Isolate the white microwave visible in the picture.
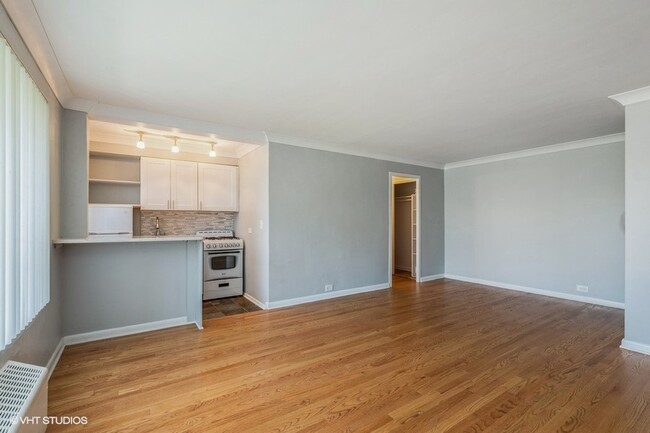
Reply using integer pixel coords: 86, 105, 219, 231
88, 204, 133, 237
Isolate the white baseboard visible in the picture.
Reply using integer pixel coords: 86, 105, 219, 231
620, 339, 650, 356
44, 317, 194, 377
444, 274, 625, 309
46, 338, 65, 381
63, 316, 190, 346
394, 266, 411, 272
268, 283, 389, 309
244, 293, 268, 310
420, 274, 445, 282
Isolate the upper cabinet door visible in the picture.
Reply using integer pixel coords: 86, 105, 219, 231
198, 164, 238, 211
170, 161, 198, 210
141, 158, 171, 210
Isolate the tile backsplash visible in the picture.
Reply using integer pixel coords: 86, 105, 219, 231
140, 210, 235, 236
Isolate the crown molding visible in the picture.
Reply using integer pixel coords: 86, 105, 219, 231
2, 0, 74, 105
235, 143, 261, 159
444, 133, 625, 170
609, 86, 650, 107
266, 133, 445, 170
65, 97, 99, 112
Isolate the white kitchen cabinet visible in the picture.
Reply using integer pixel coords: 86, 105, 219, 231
198, 163, 238, 211
141, 158, 237, 211
140, 158, 171, 210
170, 160, 198, 210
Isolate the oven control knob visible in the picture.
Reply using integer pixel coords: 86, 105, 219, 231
206, 244, 211, 249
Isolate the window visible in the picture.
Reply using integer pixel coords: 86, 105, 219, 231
0, 35, 50, 350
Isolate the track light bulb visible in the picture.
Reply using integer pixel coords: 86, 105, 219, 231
136, 133, 145, 149
209, 143, 216, 158
171, 138, 179, 153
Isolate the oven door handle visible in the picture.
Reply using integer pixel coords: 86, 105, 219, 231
205, 251, 241, 255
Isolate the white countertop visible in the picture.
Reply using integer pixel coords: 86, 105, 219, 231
53, 235, 202, 245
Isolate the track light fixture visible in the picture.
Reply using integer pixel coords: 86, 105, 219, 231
126, 129, 221, 156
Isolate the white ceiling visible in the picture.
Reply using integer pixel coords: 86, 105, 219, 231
5, 0, 650, 164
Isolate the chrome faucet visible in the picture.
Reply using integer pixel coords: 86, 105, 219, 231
155, 216, 161, 237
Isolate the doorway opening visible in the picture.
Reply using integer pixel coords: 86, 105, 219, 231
389, 173, 421, 286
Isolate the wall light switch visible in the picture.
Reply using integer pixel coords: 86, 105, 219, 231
247, 227, 253, 234
259, 219, 264, 230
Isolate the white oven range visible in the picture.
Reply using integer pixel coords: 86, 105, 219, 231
197, 230, 244, 300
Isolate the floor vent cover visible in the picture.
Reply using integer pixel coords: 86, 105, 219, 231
0, 361, 47, 433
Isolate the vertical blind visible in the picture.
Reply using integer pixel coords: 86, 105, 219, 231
0, 35, 50, 351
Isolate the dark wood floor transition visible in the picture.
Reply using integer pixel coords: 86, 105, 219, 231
203, 295, 262, 319
48, 278, 650, 432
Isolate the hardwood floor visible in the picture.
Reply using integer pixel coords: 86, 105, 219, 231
48, 277, 650, 432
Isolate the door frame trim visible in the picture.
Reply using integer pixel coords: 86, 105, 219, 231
388, 172, 421, 285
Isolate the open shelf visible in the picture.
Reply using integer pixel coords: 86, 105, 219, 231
89, 178, 140, 185
89, 151, 142, 161
89, 152, 141, 205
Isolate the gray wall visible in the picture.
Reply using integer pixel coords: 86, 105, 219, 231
60, 109, 88, 238
0, 4, 63, 367
268, 143, 444, 302
237, 145, 270, 304
61, 241, 202, 335
445, 142, 625, 303
623, 100, 650, 346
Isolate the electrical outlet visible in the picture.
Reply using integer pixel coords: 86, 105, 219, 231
325, 284, 333, 292
577, 285, 589, 293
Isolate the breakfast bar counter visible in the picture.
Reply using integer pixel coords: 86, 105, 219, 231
56, 238, 203, 342
53, 236, 202, 245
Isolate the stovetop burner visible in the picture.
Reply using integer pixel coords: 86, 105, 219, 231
203, 236, 240, 240
198, 230, 244, 251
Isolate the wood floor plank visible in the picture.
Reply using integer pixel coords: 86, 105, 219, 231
47, 278, 650, 432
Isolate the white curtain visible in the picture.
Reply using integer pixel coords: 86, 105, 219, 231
0, 35, 50, 351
